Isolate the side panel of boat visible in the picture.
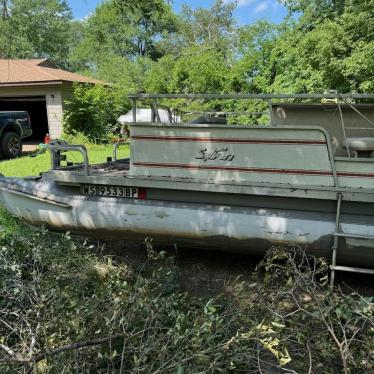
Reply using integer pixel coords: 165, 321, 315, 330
0, 188, 75, 231
2, 179, 374, 266
336, 158, 374, 189
130, 125, 335, 187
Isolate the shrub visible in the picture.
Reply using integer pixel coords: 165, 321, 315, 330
63, 83, 124, 143
61, 130, 95, 146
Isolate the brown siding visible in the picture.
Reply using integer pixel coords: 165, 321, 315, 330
61, 82, 74, 110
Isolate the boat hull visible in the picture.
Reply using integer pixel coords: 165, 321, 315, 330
1, 178, 374, 266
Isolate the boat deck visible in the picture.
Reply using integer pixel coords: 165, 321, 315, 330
89, 159, 130, 176
59, 159, 130, 176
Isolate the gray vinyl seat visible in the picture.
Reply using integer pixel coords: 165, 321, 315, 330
344, 137, 374, 150
343, 137, 374, 157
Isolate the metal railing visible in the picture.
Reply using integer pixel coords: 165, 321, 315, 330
127, 92, 374, 154
48, 143, 90, 175
113, 141, 130, 161
128, 93, 374, 99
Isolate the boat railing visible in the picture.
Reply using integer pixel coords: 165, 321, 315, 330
113, 141, 130, 161
47, 143, 90, 175
127, 93, 374, 159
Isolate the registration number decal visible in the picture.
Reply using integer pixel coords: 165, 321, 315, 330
81, 185, 146, 199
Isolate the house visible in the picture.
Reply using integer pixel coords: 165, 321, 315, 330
0, 59, 104, 140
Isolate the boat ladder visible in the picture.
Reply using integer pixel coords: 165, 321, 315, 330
330, 193, 374, 287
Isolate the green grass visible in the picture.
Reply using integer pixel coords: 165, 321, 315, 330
0, 144, 130, 177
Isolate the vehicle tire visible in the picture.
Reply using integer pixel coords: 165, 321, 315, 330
0, 132, 22, 158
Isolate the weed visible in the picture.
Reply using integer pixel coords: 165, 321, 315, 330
0, 212, 372, 373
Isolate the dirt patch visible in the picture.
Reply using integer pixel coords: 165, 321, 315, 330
102, 240, 262, 296
99, 240, 374, 298
22, 141, 38, 154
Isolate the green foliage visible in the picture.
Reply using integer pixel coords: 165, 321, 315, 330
146, 48, 230, 94
0, 210, 373, 372
70, 0, 177, 71
63, 83, 124, 143
273, 0, 374, 92
2, 0, 373, 99
143, 0, 374, 98
0, 0, 72, 67
61, 131, 98, 147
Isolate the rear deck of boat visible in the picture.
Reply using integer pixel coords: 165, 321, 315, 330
87, 159, 130, 176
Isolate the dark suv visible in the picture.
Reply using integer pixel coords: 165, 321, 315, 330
0, 111, 32, 158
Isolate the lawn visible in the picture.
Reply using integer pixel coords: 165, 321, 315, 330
0, 144, 130, 177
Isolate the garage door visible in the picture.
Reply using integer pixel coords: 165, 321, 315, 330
0, 96, 49, 141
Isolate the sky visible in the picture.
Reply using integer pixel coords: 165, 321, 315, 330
68, 0, 288, 25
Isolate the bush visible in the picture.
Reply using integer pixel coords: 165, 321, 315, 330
63, 83, 124, 143
61, 130, 95, 146
60, 131, 111, 151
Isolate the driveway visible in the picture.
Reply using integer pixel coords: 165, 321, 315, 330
23, 140, 39, 153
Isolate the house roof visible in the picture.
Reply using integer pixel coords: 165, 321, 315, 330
0, 59, 105, 87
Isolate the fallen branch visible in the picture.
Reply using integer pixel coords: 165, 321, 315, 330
0, 344, 29, 363
0, 334, 125, 365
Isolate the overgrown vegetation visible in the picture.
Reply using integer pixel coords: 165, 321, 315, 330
0, 210, 372, 373
63, 84, 126, 143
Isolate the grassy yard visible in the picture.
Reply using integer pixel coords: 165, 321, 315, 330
0, 144, 130, 177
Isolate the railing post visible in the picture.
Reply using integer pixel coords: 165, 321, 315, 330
330, 193, 343, 288
268, 100, 275, 126
113, 142, 129, 161
132, 98, 137, 124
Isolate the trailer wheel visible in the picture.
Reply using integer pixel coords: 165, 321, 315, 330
0, 132, 22, 158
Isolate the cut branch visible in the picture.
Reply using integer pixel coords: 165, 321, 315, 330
0, 334, 125, 365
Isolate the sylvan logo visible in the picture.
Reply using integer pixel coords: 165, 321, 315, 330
195, 147, 235, 162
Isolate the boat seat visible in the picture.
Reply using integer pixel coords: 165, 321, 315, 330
343, 137, 374, 158
344, 137, 374, 150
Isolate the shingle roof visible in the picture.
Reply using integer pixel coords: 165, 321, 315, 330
0, 59, 105, 86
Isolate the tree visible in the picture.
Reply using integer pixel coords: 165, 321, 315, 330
281, 0, 347, 19
231, 21, 278, 93
175, 0, 236, 53
271, 0, 374, 92
145, 0, 238, 94
0, 0, 72, 67
68, 0, 178, 100
71, 0, 177, 67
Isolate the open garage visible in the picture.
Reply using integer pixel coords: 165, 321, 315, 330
0, 59, 104, 142
0, 96, 49, 141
